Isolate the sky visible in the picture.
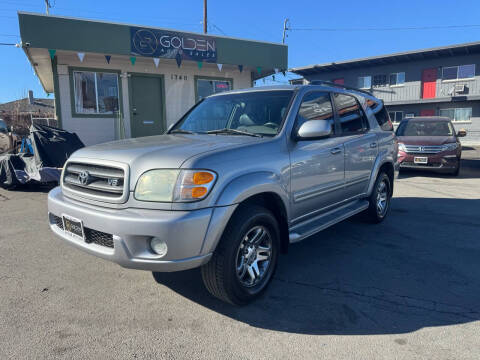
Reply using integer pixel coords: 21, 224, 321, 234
1, 0, 480, 103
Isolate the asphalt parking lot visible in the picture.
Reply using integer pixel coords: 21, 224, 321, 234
1, 147, 479, 360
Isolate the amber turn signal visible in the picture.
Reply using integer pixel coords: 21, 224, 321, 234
193, 171, 214, 185
191, 187, 208, 198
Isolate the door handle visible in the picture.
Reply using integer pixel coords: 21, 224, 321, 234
370, 142, 377, 148
330, 147, 342, 155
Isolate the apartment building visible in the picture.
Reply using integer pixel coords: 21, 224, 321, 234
291, 41, 480, 144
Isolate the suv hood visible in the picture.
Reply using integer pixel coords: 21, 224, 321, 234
70, 134, 260, 170
397, 135, 456, 145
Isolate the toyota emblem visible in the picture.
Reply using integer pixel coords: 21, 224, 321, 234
78, 170, 91, 185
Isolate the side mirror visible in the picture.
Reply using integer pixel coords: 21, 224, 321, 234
457, 129, 467, 137
296, 119, 332, 140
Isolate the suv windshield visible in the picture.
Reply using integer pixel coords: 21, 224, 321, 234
396, 120, 454, 137
170, 90, 294, 137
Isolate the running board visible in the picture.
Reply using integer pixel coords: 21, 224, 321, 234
289, 200, 369, 243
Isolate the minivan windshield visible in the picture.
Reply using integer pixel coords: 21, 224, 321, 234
170, 91, 294, 137
396, 120, 454, 137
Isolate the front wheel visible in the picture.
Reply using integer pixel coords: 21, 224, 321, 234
201, 205, 280, 305
364, 172, 392, 223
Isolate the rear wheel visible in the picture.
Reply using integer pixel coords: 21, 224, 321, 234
201, 205, 280, 305
364, 172, 391, 223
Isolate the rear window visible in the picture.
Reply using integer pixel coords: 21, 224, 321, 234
367, 99, 393, 131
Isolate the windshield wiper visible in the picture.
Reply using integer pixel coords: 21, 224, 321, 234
206, 128, 262, 137
169, 129, 195, 134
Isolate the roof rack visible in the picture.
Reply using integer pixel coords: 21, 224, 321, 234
308, 80, 373, 96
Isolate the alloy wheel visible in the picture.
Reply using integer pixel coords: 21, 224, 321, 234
235, 225, 272, 288
376, 179, 389, 217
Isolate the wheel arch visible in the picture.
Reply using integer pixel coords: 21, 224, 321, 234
367, 153, 395, 197
203, 172, 290, 255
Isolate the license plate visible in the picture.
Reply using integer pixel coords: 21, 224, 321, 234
62, 215, 85, 241
414, 156, 428, 164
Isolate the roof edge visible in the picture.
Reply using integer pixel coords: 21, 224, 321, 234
290, 40, 480, 73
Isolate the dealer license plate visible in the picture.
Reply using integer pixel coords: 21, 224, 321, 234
414, 156, 428, 164
62, 215, 85, 240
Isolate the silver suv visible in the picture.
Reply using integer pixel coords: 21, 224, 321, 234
48, 83, 397, 304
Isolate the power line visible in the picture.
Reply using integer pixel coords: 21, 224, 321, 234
288, 24, 480, 32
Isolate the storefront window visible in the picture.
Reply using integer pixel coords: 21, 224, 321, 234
73, 70, 119, 114
196, 78, 232, 102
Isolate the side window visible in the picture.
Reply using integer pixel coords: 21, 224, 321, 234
297, 91, 335, 134
333, 93, 369, 134
367, 99, 393, 131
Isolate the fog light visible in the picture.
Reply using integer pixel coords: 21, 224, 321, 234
150, 237, 168, 257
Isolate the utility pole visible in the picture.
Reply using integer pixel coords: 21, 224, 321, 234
282, 18, 290, 44
203, 0, 207, 34
44, 0, 50, 15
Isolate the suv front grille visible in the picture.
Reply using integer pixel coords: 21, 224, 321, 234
405, 145, 443, 154
49, 213, 114, 248
63, 162, 126, 200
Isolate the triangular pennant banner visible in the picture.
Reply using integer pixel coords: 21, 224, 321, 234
153, 58, 160, 68
256, 66, 262, 75
197, 61, 203, 69
238, 65, 243, 73
274, 68, 279, 74
217, 63, 223, 71
175, 53, 182, 68
105, 55, 111, 64
48, 49, 56, 59
77, 52, 85, 62
130, 56, 136, 66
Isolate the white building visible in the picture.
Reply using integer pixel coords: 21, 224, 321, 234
18, 12, 288, 145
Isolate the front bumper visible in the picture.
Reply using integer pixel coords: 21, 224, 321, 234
397, 152, 459, 172
47, 187, 235, 272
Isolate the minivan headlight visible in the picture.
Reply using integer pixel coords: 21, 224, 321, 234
398, 142, 406, 152
134, 169, 217, 202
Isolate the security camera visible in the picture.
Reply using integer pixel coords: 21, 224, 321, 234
24, 42, 31, 47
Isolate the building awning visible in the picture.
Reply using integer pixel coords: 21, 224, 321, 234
18, 12, 288, 92
291, 41, 480, 76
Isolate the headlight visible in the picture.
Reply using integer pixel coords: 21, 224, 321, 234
442, 143, 458, 151
134, 169, 216, 202
398, 142, 406, 152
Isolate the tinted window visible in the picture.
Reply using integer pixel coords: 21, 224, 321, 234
297, 92, 334, 134
373, 74, 387, 87
333, 93, 368, 134
367, 100, 393, 131
0, 120, 7, 133
172, 91, 293, 136
442, 67, 458, 80
396, 120, 454, 137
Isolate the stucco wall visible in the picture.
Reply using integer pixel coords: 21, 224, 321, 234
55, 51, 252, 146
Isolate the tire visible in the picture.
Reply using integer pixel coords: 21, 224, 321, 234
452, 163, 460, 176
201, 205, 280, 305
364, 172, 392, 223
